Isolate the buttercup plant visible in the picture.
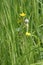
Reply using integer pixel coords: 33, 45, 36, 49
26, 32, 31, 36
20, 12, 26, 17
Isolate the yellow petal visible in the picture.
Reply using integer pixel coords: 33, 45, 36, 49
20, 13, 26, 17
26, 32, 31, 36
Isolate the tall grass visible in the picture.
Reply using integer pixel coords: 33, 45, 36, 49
0, 0, 43, 65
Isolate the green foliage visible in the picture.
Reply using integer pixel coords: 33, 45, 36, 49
0, 0, 43, 65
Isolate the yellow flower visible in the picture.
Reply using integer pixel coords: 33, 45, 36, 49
20, 12, 26, 17
26, 32, 31, 36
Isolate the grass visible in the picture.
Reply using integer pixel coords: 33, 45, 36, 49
0, 0, 43, 65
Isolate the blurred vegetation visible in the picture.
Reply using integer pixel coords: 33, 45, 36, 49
0, 0, 43, 65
